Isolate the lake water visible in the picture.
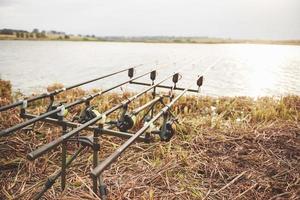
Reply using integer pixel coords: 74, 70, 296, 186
0, 40, 299, 97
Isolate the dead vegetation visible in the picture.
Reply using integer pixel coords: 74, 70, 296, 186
0, 81, 299, 199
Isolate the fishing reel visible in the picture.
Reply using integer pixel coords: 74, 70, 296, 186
76, 106, 101, 123
116, 113, 136, 132
159, 120, 176, 142
47, 102, 68, 119
144, 115, 176, 142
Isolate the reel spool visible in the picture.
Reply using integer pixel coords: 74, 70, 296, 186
117, 114, 136, 132
47, 103, 68, 119
159, 120, 176, 142
77, 106, 101, 123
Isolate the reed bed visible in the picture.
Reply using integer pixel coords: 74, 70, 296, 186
0, 80, 299, 200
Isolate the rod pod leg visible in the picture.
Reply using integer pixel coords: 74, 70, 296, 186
46, 94, 55, 112
92, 126, 100, 194
159, 112, 169, 141
92, 124, 107, 199
150, 70, 157, 118
98, 175, 107, 200
59, 115, 67, 191
20, 100, 37, 131
151, 85, 156, 118
33, 146, 85, 200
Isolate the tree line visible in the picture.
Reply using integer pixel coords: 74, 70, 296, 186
0, 28, 47, 39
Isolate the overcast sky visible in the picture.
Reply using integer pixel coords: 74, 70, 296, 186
0, 0, 299, 40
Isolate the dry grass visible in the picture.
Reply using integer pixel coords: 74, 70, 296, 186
0, 81, 299, 200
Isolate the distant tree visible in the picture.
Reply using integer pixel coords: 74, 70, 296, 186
41, 31, 46, 38
64, 35, 70, 39
16, 32, 20, 38
29, 33, 34, 38
25, 33, 29, 38
91, 35, 95, 38
32, 28, 39, 33
0, 29, 14, 35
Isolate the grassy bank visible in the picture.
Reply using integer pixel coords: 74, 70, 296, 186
0, 80, 299, 199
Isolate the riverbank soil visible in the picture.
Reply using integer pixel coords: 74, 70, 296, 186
0, 81, 299, 199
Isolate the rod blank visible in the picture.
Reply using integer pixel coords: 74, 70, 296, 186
27, 73, 176, 160
0, 70, 153, 137
0, 64, 142, 112
90, 77, 198, 178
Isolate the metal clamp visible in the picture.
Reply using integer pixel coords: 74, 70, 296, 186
21, 100, 28, 109
57, 105, 66, 117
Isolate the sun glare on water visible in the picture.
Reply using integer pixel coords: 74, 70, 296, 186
233, 44, 294, 97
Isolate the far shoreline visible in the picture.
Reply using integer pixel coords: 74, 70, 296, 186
1, 37, 300, 46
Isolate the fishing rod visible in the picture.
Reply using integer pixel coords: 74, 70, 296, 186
0, 64, 143, 112
90, 74, 204, 179
0, 69, 155, 137
0, 57, 194, 137
22, 97, 165, 144
28, 96, 166, 199
27, 73, 177, 160
22, 113, 148, 141
23, 62, 203, 199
